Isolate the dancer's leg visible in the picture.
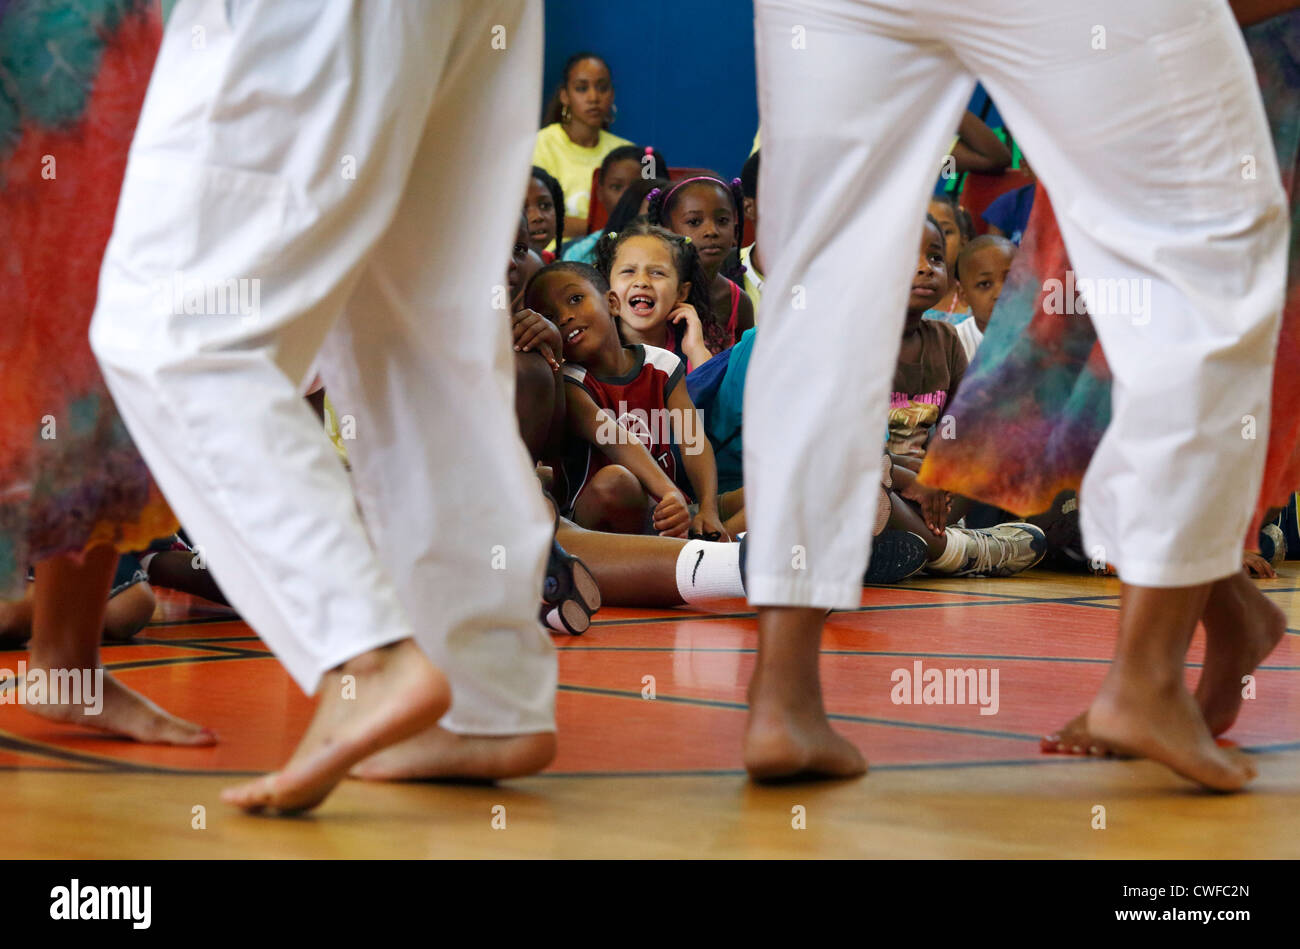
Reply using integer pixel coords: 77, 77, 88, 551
1086, 584, 1257, 790
327, 0, 557, 783
746, 0, 973, 779
1045, 571, 1285, 755
26, 546, 213, 744
92, 0, 461, 811
948, 0, 1288, 789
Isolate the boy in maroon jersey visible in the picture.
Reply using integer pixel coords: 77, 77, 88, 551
524, 262, 730, 541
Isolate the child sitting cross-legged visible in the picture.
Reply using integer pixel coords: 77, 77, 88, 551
523, 260, 730, 542
890, 215, 1046, 577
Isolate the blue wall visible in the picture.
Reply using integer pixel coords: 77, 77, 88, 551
542, 0, 759, 182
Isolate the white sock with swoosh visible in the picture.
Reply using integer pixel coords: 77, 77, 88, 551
675, 539, 745, 608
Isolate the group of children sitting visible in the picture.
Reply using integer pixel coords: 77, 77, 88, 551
501, 119, 1078, 633
0, 81, 1153, 647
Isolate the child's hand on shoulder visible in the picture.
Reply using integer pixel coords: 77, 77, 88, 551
512, 308, 562, 371
653, 490, 691, 538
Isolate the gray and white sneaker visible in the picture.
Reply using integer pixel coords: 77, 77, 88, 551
950, 522, 1047, 577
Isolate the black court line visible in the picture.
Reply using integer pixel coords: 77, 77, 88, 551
552, 643, 1300, 670
555, 682, 1039, 742
99, 653, 259, 673
585, 596, 1075, 630
885, 582, 1100, 602
126, 636, 268, 658
142, 614, 243, 629
0, 732, 178, 774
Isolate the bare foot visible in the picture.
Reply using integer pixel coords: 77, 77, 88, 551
1040, 710, 1121, 757
222, 639, 448, 814
21, 662, 216, 745
743, 683, 867, 781
744, 606, 866, 781
350, 728, 555, 781
1085, 673, 1256, 792
1196, 571, 1285, 736
1044, 572, 1285, 756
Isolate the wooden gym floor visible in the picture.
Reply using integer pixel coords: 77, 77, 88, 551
2, 567, 1298, 858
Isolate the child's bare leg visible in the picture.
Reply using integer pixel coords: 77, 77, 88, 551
1084, 582, 1256, 791
888, 492, 946, 558
26, 546, 215, 746
744, 606, 867, 781
1046, 570, 1285, 754
556, 521, 685, 605
571, 465, 651, 534
102, 583, 157, 641
143, 550, 228, 606
223, 639, 450, 812
0, 589, 33, 647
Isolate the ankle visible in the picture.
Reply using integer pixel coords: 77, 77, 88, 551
27, 648, 98, 672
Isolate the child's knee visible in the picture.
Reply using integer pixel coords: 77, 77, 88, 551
586, 465, 649, 517
103, 583, 156, 641
0, 598, 32, 643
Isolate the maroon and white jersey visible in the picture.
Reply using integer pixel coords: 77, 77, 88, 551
561, 344, 688, 512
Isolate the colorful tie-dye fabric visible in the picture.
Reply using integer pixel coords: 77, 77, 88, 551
923, 12, 1300, 541
0, 0, 173, 597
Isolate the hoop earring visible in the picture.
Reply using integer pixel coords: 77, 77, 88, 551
561, 104, 571, 125
610, 103, 618, 122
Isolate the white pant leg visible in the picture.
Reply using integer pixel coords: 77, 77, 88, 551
746, 0, 974, 608
937, 0, 1289, 586
316, 0, 556, 736
90, 0, 472, 691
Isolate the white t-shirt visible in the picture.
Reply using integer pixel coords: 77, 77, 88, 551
952, 316, 984, 363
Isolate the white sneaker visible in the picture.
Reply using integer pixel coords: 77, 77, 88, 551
949, 522, 1047, 577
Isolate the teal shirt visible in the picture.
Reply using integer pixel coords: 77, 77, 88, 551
561, 231, 601, 265
707, 328, 756, 494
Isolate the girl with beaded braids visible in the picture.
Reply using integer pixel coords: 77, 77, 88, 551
648, 175, 755, 356
596, 221, 716, 370
533, 52, 633, 239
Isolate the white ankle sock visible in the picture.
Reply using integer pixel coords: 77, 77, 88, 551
926, 528, 970, 574
675, 539, 745, 608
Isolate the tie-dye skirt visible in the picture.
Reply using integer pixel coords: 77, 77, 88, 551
0, 0, 173, 597
923, 13, 1300, 544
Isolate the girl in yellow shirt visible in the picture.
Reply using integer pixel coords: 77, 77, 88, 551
533, 52, 632, 238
